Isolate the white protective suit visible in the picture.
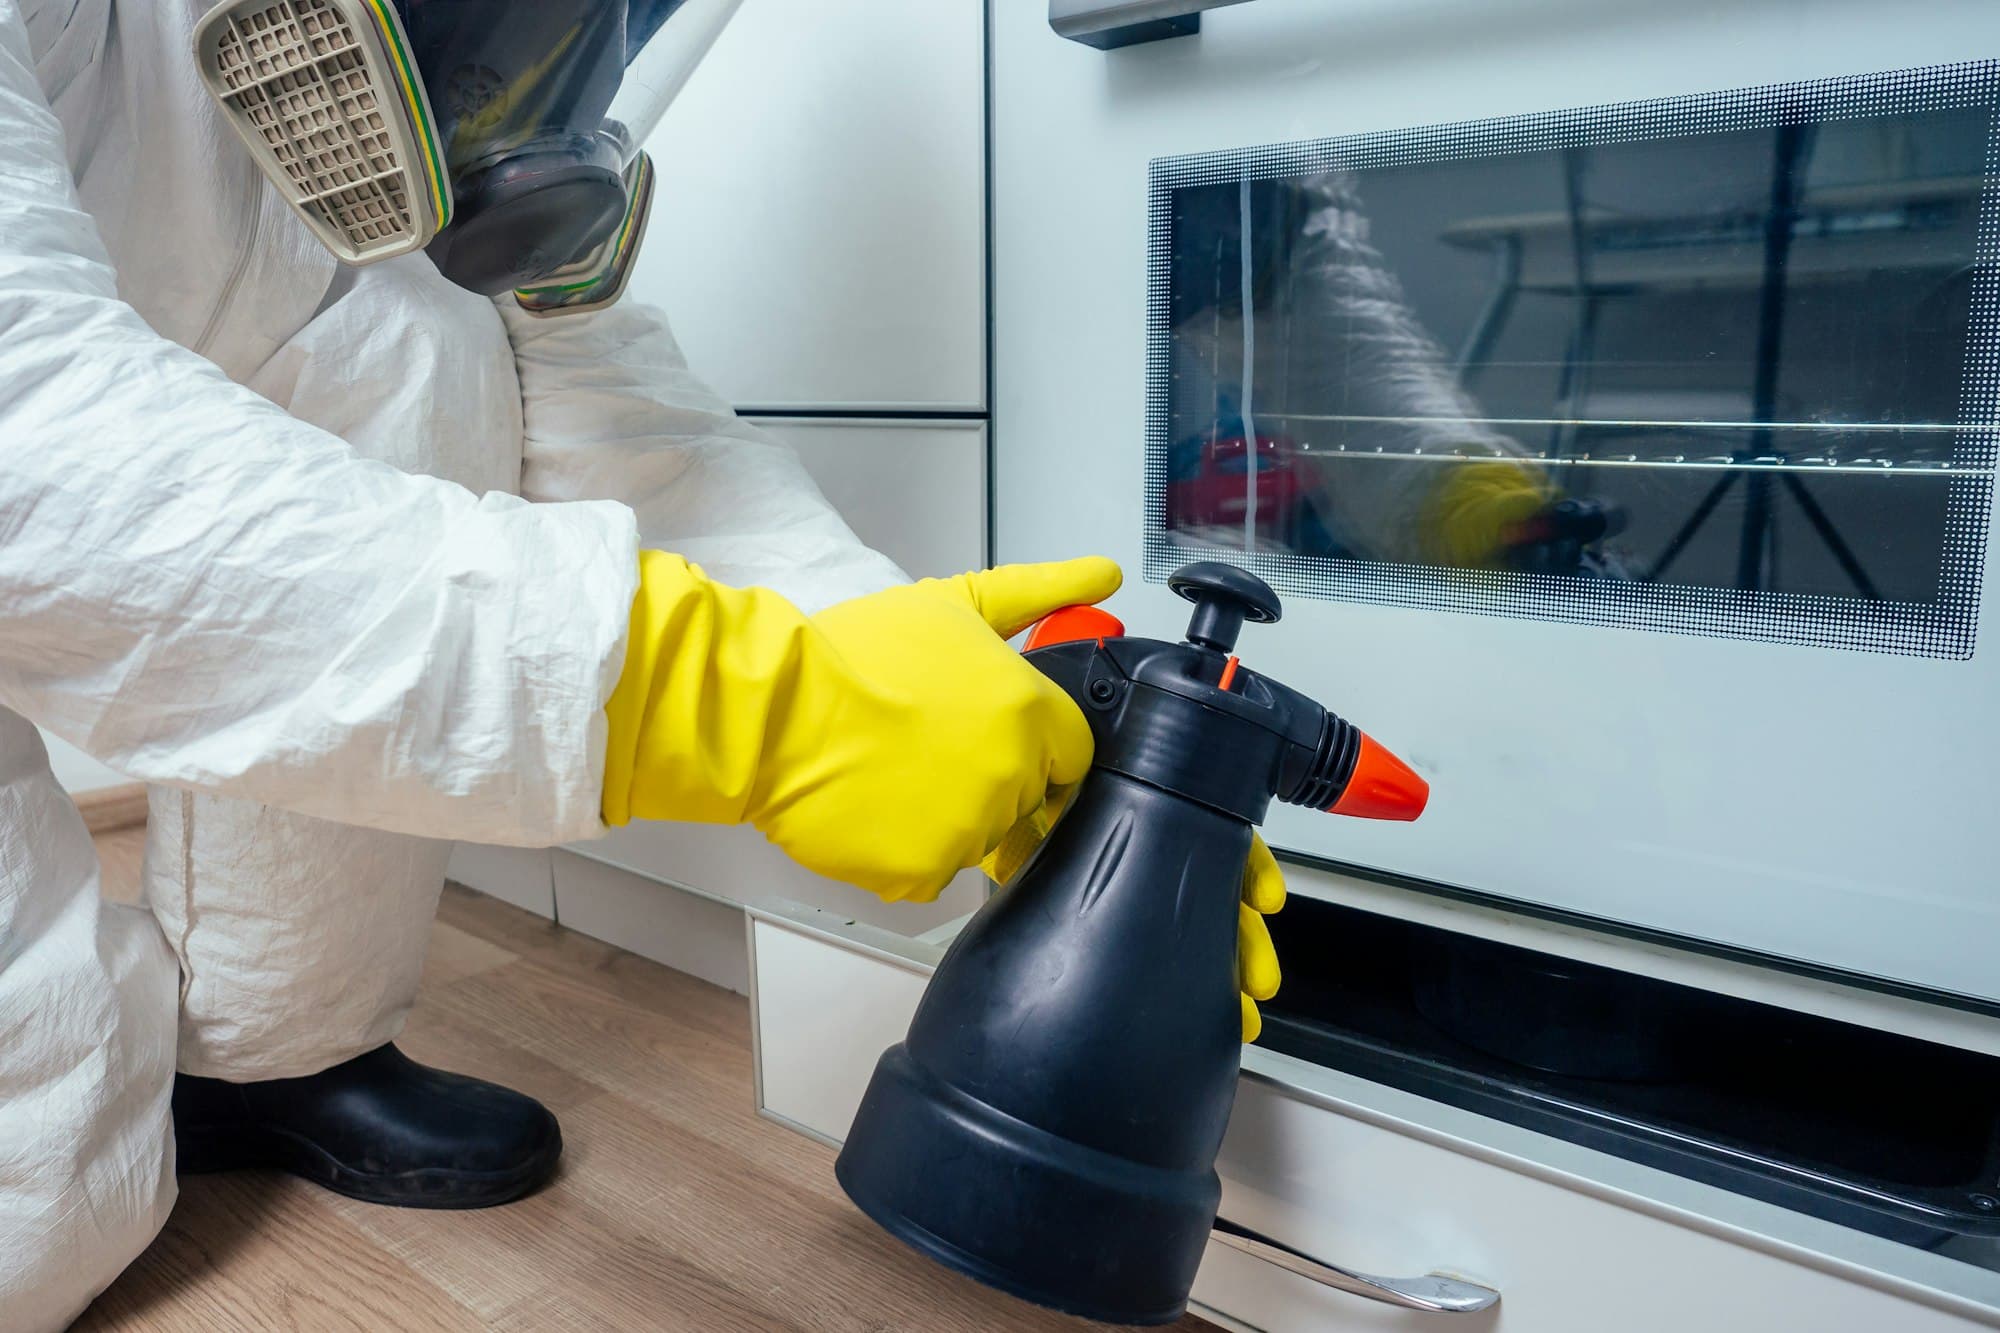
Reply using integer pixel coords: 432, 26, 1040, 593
0, 1, 902, 1326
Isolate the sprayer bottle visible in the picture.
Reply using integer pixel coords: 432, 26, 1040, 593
835, 562, 1428, 1326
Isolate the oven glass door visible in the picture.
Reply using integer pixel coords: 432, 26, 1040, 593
1148, 72, 1994, 659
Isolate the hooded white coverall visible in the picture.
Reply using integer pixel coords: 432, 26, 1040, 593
1, 1, 902, 1325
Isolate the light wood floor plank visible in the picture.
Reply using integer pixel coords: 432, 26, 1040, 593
76, 1173, 488, 1333
80, 845, 1215, 1331
418, 919, 522, 993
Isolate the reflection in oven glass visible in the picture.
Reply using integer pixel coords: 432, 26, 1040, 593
1154, 80, 1995, 650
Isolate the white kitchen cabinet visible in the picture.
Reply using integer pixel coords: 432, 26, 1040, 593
445, 844, 555, 919
760, 418, 987, 578
560, 3, 992, 956
626, 0, 986, 411
748, 907, 944, 1143
550, 847, 755, 993
745, 904, 2000, 1333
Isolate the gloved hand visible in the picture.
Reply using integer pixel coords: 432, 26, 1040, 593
983, 789, 1285, 1042
602, 551, 1124, 903
1418, 458, 1554, 567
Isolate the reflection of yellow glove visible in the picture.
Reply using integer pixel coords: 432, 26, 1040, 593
1419, 459, 1552, 567
603, 552, 1123, 903
983, 788, 1285, 1042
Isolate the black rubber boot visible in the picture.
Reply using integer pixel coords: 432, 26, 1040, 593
173, 1043, 562, 1208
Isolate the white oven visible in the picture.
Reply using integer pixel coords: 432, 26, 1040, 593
991, 0, 2000, 1012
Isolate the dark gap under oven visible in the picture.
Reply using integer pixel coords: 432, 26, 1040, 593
1257, 894, 2000, 1251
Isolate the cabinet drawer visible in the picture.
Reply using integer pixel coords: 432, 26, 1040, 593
1198, 1059, 1999, 1333
760, 418, 987, 579
574, 821, 985, 937
745, 908, 2000, 1333
748, 906, 947, 1145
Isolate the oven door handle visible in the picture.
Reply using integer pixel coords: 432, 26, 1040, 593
1050, 0, 1257, 49
1211, 1216, 1502, 1314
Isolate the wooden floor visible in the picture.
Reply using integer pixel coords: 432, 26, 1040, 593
79, 827, 1215, 1332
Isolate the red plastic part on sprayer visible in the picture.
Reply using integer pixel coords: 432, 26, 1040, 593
1023, 604, 1127, 651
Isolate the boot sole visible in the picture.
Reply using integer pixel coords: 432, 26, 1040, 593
176, 1120, 563, 1210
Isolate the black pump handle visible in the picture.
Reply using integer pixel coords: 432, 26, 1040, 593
1167, 562, 1282, 653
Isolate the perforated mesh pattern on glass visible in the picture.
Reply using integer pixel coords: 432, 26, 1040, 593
206, 0, 422, 255
1145, 62, 2000, 658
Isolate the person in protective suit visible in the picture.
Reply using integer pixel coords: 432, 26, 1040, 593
0, 2, 1286, 1325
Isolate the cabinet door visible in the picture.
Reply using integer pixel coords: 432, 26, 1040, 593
626, 0, 986, 411
762, 418, 987, 578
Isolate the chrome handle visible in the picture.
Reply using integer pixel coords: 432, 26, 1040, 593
1211, 1216, 1501, 1314
1049, 0, 1257, 49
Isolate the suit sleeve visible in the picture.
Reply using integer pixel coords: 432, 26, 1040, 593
0, 1, 637, 846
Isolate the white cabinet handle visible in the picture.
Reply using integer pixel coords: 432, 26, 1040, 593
1211, 1216, 1502, 1314
1049, 0, 1256, 49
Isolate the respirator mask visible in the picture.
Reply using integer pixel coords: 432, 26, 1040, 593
194, 0, 739, 315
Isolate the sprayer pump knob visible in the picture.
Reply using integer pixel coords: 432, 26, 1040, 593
1168, 562, 1282, 653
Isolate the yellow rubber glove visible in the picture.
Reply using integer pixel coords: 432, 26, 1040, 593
1419, 458, 1553, 568
603, 551, 1124, 903
982, 787, 1286, 1042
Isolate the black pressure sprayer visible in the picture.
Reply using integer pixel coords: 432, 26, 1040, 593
834, 562, 1428, 1326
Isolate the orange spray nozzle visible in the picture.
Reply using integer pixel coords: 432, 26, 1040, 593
1328, 732, 1429, 821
